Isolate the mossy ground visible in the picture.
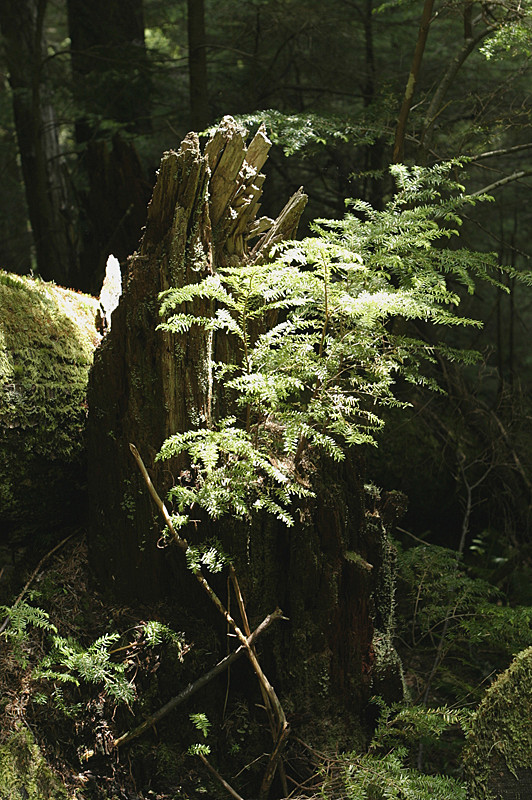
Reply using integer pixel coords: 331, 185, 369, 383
0, 727, 67, 800
0, 271, 100, 545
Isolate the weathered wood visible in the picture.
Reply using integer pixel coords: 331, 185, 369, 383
86, 118, 401, 743
87, 117, 307, 597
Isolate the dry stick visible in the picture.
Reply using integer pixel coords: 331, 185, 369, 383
230, 567, 289, 799
0, 532, 76, 635
259, 724, 291, 800
198, 752, 245, 800
129, 445, 280, 695
113, 608, 283, 748
130, 444, 290, 798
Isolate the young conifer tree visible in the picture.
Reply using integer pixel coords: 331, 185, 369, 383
156, 161, 502, 535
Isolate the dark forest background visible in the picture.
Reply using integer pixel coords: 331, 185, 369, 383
2, 2, 532, 799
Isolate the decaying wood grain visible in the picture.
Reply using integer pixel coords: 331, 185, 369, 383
87, 116, 307, 598
87, 116, 402, 763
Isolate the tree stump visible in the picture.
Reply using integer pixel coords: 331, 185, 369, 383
87, 116, 306, 596
87, 116, 401, 722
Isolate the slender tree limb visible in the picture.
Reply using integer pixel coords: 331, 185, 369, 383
419, 23, 497, 159
198, 752, 245, 800
468, 141, 532, 162
0, 532, 77, 635
129, 443, 280, 678
129, 443, 188, 555
113, 608, 283, 748
392, 0, 435, 164
471, 169, 532, 197
130, 442, 290, 797
230, 566, 289, 797
259, 723, 291, 800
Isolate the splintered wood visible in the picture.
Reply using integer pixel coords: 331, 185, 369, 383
203, 115, 307, 262
87, 116, 307, 599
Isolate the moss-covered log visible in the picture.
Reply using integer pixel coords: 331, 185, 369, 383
0, 271, 99, 546
463, 646, 532, 800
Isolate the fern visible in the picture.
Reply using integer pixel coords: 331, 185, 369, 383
321, 700, 469, 800
185, 540, 229, 574
190, 712, 211, 739
0, 601, 57, 666
334, 750, 467, 800
0, 601, 57, 640
140, 620, 186, 650
34, 632, 135, 704
188, 743, 211, 757
158, 163, 502, 539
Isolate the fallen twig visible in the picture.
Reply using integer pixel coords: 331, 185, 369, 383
130, 443, 291, 798
0, 532, 77, 634
198, 752, 245, 800
113, 607, 283, 748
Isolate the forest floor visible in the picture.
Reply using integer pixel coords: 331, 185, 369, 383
0, 533, 327, 800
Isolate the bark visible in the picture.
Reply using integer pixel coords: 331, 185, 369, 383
87, 116, 402, 728
0, 0, 80, 286
392, 0, 435, 164
67, 0, 152, 294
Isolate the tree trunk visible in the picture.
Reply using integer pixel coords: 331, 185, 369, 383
188, 0, 210, 131
67, 0, 152, 294
67, 0, 151, 142
87, 116, 402, 727
0, 0, 80, 286
76, 134, 152, 295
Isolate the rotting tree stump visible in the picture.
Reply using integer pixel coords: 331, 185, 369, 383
87, 116, 306, 597
87, 116, 402, 723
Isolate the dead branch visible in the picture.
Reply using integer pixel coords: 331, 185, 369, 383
113, 607, 283, 748
130, 442, 290, 797
198, 752, 245, 800
471, 168, 532, 197
0, 532, 77, 635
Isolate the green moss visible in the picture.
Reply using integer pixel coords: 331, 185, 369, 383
463, 646, 532, 799
0, 727, 68, 799
0, 271, 99, 539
